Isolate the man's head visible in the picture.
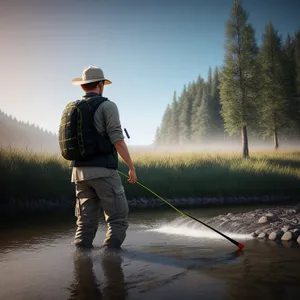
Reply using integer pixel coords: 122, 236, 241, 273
72, 66, 111, 95
81, 80, 105, 95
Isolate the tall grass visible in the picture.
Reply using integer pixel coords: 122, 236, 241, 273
1, 147, 300, 206
0, 147, 73, 202
119, 150, 300, 199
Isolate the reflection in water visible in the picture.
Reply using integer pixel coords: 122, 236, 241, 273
101, 250, 127, 300
68, 249, 127, 300
206, 242, 300, 300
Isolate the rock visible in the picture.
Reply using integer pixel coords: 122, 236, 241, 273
258, 232, 268, 239
251, 232, 258, 238
268, 232, 278, 241
297, 235, 300, 244
266, 213, 274, 217
281, 231, 293, 241
281, 225, 291, 232
258, 216, 268, 224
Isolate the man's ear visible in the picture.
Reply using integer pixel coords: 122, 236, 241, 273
98, 82, 104, 95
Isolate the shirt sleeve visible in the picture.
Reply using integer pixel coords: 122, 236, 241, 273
101, 101, 125, 144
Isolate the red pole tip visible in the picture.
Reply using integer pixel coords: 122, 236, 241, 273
237, 243, 244, 249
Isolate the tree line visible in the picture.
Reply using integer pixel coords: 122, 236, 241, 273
155, 0, 300, 157
0, 109, 59, 153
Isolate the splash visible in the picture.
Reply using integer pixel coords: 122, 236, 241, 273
147, 217, 252, 240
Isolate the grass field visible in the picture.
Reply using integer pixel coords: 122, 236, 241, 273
1, 147, 300, 206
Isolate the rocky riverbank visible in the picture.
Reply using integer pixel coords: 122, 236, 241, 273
127, 195, 293, 208
204, 204, 300, 244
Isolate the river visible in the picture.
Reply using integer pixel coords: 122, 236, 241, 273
1, 204, 300, 300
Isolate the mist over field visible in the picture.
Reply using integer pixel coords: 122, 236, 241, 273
1, 108, 300, 156
130, 142, 300, 154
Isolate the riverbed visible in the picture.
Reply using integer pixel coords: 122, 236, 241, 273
1, 205, 300, 300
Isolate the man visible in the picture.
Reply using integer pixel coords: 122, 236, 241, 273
70, 65, 137, 249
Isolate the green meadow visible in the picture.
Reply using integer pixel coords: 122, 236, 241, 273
1, 147, 300, 209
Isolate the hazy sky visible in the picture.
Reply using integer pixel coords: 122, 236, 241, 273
0, 0, 299, 145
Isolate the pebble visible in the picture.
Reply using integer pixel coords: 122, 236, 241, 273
251, 232, 258, 238
281, 225, 291, 232
258, 216, 268, 224
281, 231, 293, 241
258, 232, 267, 239
297, 235, 300, 244
268, 232, 277, 240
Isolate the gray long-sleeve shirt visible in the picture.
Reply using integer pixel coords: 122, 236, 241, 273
71, 99, 124, 182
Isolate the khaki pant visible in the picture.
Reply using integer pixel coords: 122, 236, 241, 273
74, 171, 129, 248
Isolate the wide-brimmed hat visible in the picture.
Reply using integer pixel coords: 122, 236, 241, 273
72, 66, 112, 85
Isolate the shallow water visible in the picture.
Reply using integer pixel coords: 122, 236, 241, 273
1, 205, 300, 300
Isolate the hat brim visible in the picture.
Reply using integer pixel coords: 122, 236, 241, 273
72, 78, 112, 85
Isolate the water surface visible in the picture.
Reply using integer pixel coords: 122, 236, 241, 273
1, 205, 300, 300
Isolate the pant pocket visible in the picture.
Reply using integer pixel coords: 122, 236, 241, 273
75, 193, 101, 221
112, 185, 129, 217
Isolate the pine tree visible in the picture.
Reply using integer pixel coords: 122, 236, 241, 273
154, 126, 161, 145
211, 66, 224, 138
220, 0, 259, 158
178, 85, 192, 143
190, 89, 203, 141
258, 23, 288, 149
165, 105, 173, 144
197, 89, 212, 140
195, 75, 205, 98
170, 91, 179, 144
207, 67, 213, 97
282, 33, 298, 138
157, 104, 172, 145
190, 76, 205, 141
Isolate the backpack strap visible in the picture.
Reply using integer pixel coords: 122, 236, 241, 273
85, 96, 108, 117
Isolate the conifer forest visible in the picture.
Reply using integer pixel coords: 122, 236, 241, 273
155, 1, 300, 158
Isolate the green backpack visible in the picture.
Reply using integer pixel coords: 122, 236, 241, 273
59, 96, 112, 161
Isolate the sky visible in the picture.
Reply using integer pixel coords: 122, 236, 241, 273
0, 0, 299, 145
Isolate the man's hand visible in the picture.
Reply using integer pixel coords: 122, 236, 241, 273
114, 140, 137, 184
128, 169, 137, 184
